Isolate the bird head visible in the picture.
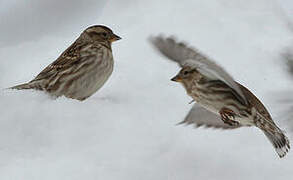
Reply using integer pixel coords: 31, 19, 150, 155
171, 66, 201, 85
84, 25, 121, 43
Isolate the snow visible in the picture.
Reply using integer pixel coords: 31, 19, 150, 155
1, 0, 293, 179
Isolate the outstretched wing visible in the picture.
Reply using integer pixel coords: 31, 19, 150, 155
150, 36, 248, 105
179, 103, 242, 129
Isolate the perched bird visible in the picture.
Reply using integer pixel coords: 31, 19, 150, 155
10, 25, 121, 101
150, 36, 290, 158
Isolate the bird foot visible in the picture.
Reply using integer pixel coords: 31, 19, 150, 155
188, 99, 195, 104
219, 108, 239, 126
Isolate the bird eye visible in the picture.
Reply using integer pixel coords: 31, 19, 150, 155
101, 32, 107, 37
183, 71, 189, 75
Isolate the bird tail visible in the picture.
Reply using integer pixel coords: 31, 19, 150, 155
255, 113, 290, 158
262, 129, 290, 158
9, 82, 37, 90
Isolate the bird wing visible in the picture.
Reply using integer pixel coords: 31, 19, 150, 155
150, 36, 248, 105
179, 103, 242, 129
236, 82, 274, 122
31, 40, 95, 82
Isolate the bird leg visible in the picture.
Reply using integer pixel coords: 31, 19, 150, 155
188, 99, 195, 104
219, 108, 239, 126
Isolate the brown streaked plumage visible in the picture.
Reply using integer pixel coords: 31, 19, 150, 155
150, 36, 290, 158
10, 25, 121, 101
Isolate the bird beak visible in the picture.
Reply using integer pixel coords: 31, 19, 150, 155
171, 75, 182, 82
110, 34, 122, 42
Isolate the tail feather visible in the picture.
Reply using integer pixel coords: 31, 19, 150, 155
10, 82, 42, 90
10, 83, 33, 90
263, 130, 290, 158
253, 111, 290, 158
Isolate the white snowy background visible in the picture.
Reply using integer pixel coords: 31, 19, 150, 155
1, 0, 293, 179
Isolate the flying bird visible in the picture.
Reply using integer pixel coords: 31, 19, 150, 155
10, 25, 121, 101
150, 36, 290, 158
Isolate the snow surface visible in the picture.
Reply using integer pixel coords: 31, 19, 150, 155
1, 0, 293, 179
